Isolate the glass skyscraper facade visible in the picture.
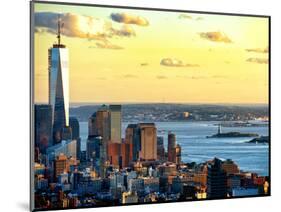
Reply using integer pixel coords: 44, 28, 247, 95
48, 43, 69, 142
109, 105, 121, 143
35, 104, 53, 153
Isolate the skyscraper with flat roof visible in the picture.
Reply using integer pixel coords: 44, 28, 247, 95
157, 136, 165, 161
69, 117, 80, 140
35, 104, 53, 153
107, 142, 121, 168
88, 105, 110, 165
125, 124, 139, 161
139, 123, 157, 161
109, 105, 122, 143
168, 132, 176, 162
48, 19, 69, 143
70, 117, 81, 159
88, 105, 110, 142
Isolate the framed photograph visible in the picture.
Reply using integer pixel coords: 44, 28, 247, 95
30, 1, 270, 211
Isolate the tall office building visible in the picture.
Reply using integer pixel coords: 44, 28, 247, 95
125, 124, 139, 161
88, 105, 110, 142
207, 158, 227, 198
61, 126, 72, 141
48, 18, 69, 143
69, 117, 81, 159
86, 136, 104, 177
109, 105, 122, 143
99, 136, 107, 178
168, 132, 176, 162
69, 117, 80, 139
86, 136, 101, 161
107, 139, 131, 169
175, 144, 181, 165
139, 123, 157, 161
86, 135, 106, 178
157, 136, 165, 161
88, 106, 110, 166
107, 142, 121, 168
35, 104, 53, 153
125, 123, 157, 161
120, 141, 131, 168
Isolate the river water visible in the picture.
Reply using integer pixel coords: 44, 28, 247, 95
79, 121, 269, 176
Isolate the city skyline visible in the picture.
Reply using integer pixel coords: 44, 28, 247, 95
34, 3, 269, 104
32, 2, 269, 211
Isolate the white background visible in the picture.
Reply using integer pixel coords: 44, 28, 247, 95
0, 0, 280, 211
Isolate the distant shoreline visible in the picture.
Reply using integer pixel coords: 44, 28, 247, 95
34, 102, 269, 108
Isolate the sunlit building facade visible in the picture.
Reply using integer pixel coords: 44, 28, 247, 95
109, 105, 122, 143
88, 105, 110, 143
139, 123, 157, 161
48, 42, 69, 143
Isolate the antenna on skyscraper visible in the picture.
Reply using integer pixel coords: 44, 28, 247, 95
57, 15, 61, 45
57, 14, 64, 45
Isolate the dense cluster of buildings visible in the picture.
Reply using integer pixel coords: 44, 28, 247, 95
33, 24, 269, 210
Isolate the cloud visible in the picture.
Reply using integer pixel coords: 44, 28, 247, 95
245, 47, 268, 53
199, 31, 232, 43
108, 24, 136, 37
188, 76, 206, 79
35, 12, 136, 41
177, 75, 206, 80
246, 58, 268, 64
160, 58, 199, 67
156, 75, 167, 79
176, 75, 227, 80
91, 40, 124, 50
123, 74, 138, 78
110, 13, 149, 26
35, 12, 109, 40
140, 63, 149, 66
179, 14, 192, 19
195, 17, 204, 21
179, 14, 204, 21
191, 76, 206, 79
211, 75, 228, 79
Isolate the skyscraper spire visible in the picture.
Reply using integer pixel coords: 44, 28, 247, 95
49, 14, 69, 143
57, 15, 61, 45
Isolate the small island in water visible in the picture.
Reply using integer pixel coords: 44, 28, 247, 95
207, 124, 259, 138
246, 136, 269, 144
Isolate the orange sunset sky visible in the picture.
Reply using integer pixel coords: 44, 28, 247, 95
33, 2, 269, 104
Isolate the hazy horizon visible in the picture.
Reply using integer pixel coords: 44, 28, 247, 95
34, 101, 269, 107
34, 3, 269, 104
